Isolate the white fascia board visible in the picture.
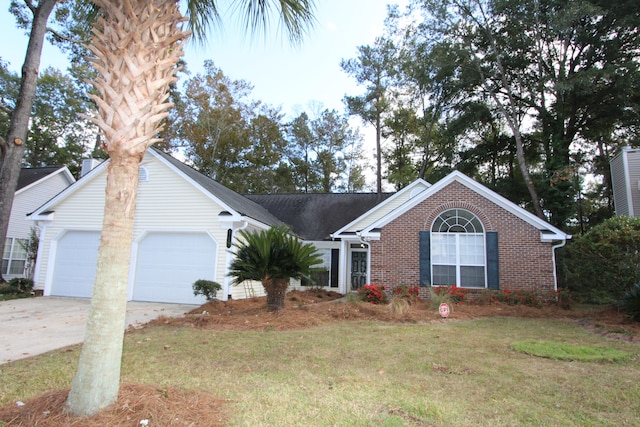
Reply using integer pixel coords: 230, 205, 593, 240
358, 230, 381, 240
242, 216, 272, 231
541, 231, 572, 242
331, 178, 431, 238
363, 171, 570, 242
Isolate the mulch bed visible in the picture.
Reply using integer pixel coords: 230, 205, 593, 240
0, 383, 227, 427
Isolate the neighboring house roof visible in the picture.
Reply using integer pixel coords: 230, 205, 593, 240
17, 166, 75, 193
246, 193, 394, 240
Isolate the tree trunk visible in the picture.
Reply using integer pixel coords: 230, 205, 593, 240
263, 277, 290, 311
65, 0, 189, 416
0, 0, 58, 282
65, 153, 141, 415
375, 114, 382, 194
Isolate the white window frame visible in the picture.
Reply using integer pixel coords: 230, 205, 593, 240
3, 237, 28, 276
431, 209, 487, 288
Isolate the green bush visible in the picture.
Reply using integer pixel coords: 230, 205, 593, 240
618, 282, 640, 322
192, 279, 221, 301
8, 278, 34, 294
558, 216, 640, 303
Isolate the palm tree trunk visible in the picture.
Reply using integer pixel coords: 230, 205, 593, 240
263, 277, 290, 311
66, 154, 140, 415
65, 0, 188, 416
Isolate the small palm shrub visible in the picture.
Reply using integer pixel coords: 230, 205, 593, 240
389, 297, 410, 316
229, 225, 322, 311
618, 282, 640, 322
192, 279, 222, 301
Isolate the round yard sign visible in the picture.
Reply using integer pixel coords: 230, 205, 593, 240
439, 303, 450, 318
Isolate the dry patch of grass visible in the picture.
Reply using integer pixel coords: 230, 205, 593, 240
512, 340, 634, 362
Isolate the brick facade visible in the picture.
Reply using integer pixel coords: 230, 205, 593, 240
368, 181, 557, 296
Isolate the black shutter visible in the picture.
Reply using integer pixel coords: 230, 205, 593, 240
419, 231, 431, 287
486, 232, 499, 290
330, 249, 339, 288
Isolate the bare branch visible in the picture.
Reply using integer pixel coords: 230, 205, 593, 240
47, 26, 81, 44
24, 0, 36, 14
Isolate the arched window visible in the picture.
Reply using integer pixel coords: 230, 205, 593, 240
431, 209, 486, 288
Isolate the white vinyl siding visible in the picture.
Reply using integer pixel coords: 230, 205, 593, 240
611, 148, 640, 217
342, 182, 430, 233
36, 151, 232, 299
8, 170, 74, 279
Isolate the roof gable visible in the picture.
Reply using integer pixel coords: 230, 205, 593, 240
361, 171, 570, 241
30, 148, 282, 228
149, 148, 282, 227
17, 167, 75, 194
332, 179, 430, 237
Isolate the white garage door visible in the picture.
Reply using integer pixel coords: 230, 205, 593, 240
51, 231, 100, 298
132, 232, 216, 304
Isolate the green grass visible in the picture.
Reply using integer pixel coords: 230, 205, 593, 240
512, 340, 633, 362
1, 317, 639, 426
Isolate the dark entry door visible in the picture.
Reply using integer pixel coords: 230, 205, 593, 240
350, 251, 367, 291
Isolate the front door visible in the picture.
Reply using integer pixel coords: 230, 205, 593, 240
350, 250, 367, 291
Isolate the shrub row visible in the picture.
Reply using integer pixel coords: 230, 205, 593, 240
356, 283, 574, 311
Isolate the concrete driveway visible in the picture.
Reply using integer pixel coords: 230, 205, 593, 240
0, 296, 197, 364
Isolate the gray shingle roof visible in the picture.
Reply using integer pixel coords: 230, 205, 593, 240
245, 193, 393, 240
154, 148, 393, 240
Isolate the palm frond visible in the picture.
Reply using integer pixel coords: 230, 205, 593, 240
184, 0, 222, 43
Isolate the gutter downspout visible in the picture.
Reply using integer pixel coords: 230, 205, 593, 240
551, 239, 567, 292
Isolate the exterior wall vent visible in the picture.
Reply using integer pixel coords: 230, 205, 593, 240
139, 166, 149, 182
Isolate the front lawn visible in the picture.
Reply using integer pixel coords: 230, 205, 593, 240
1, 307, 638, 426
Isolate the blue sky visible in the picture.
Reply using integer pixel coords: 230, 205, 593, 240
0, 1, 407, 119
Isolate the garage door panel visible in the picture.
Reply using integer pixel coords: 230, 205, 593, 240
51, 231, 100, 298
133, 233, 215, 304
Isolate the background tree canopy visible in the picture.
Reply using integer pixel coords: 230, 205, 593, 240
2, 0, 639, 230
341, 0, 640, 231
